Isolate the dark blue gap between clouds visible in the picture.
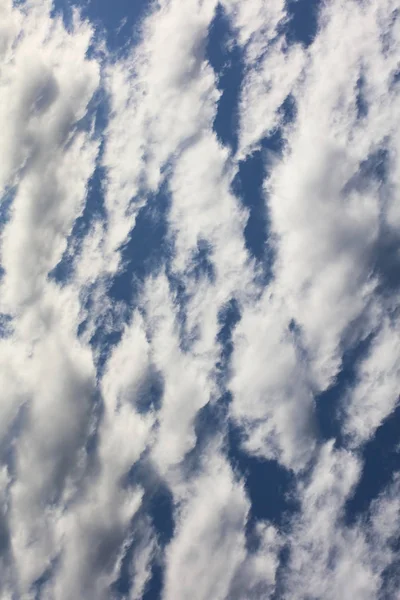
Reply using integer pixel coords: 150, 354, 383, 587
282, 0, 320, 48
314, 143, 400, 525
345, 402, 400, 526
206, 3, 299, 273
206, 0, 319, 153
82, 179, 171, 378
51, 0, 151, 52
315, 333, 375, 446
50, 85, 108, 285
315, 330, 400, 528
113, 459, 175, 600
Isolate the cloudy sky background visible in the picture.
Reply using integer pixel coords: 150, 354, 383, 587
0, 0, 400, 598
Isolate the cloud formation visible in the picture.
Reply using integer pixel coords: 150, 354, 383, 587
0, 0, 399, 598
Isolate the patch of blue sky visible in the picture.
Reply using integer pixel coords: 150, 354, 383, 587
162, 251, 218, 356
0, 517, 10, 565
114, 458, 175, 600
163, 272, 192, 349
111, 519, 149, 600
345, 403, 400, 526
206, 3, 244, 155
315, 334, 375, 446
206, 4, 300, 276
78, 302, 125, 378
31, 559, 59, 600
180, 301, 241, 477
231, 149, 271, 266
50, 87, 108, 286
355, 72, 369, 120
0, 313, 13, 340
392, 67, 400, 88
227, 422, 299, 532
142, 564, 164, 600
270, 545, 291, 600
109, 185, 172, 307
230, 131, 286, 280
0, 187, 16, 229
280, 0, 320, 48
174, 300, 241, 477
51, 0, 151, 55
186, 239, 216, 283
216, 298, 241, 385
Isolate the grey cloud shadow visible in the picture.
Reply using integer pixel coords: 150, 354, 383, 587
371, 226, 400, 293
342, 147, 400, 292
132, 364, 164, 415
28, 71, 60, 117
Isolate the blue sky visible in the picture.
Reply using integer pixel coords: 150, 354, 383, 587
0, 0, 400, 599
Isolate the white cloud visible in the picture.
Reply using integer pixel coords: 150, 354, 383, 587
344, 318, 400, 447
228, 522, 282, 599
221, 0, 285, 54
167, 131, 253, 370
0, 2, 101, 594
10, 302, 96, 591
1, 0, 400, 597
230, 291, 316, 471
101, 0, 220, 267
282, 442, 400, 600
238, 36, 306, 157
128, 521, 157, 600
162, 450, 249, 600
0, 0, 99, 313
41, 312, 155, 600
142, 273, 213, 474
229, 0, 400, 476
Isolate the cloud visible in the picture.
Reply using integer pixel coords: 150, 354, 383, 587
0, 0, 400, 597
282, 442, 400, 600
221, 0, 285, 53
101, 0, 220, 267
41, 311, 155, 599
162, 450, 249, 600
343, 317, 400, 447
238, 35, 305, 157
228, 0, 400, 474
141, 272, 215, 475
0, 2, 101, 594
230, 291, 317, 471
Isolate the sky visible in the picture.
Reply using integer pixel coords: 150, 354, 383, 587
0, 0, 400, 598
